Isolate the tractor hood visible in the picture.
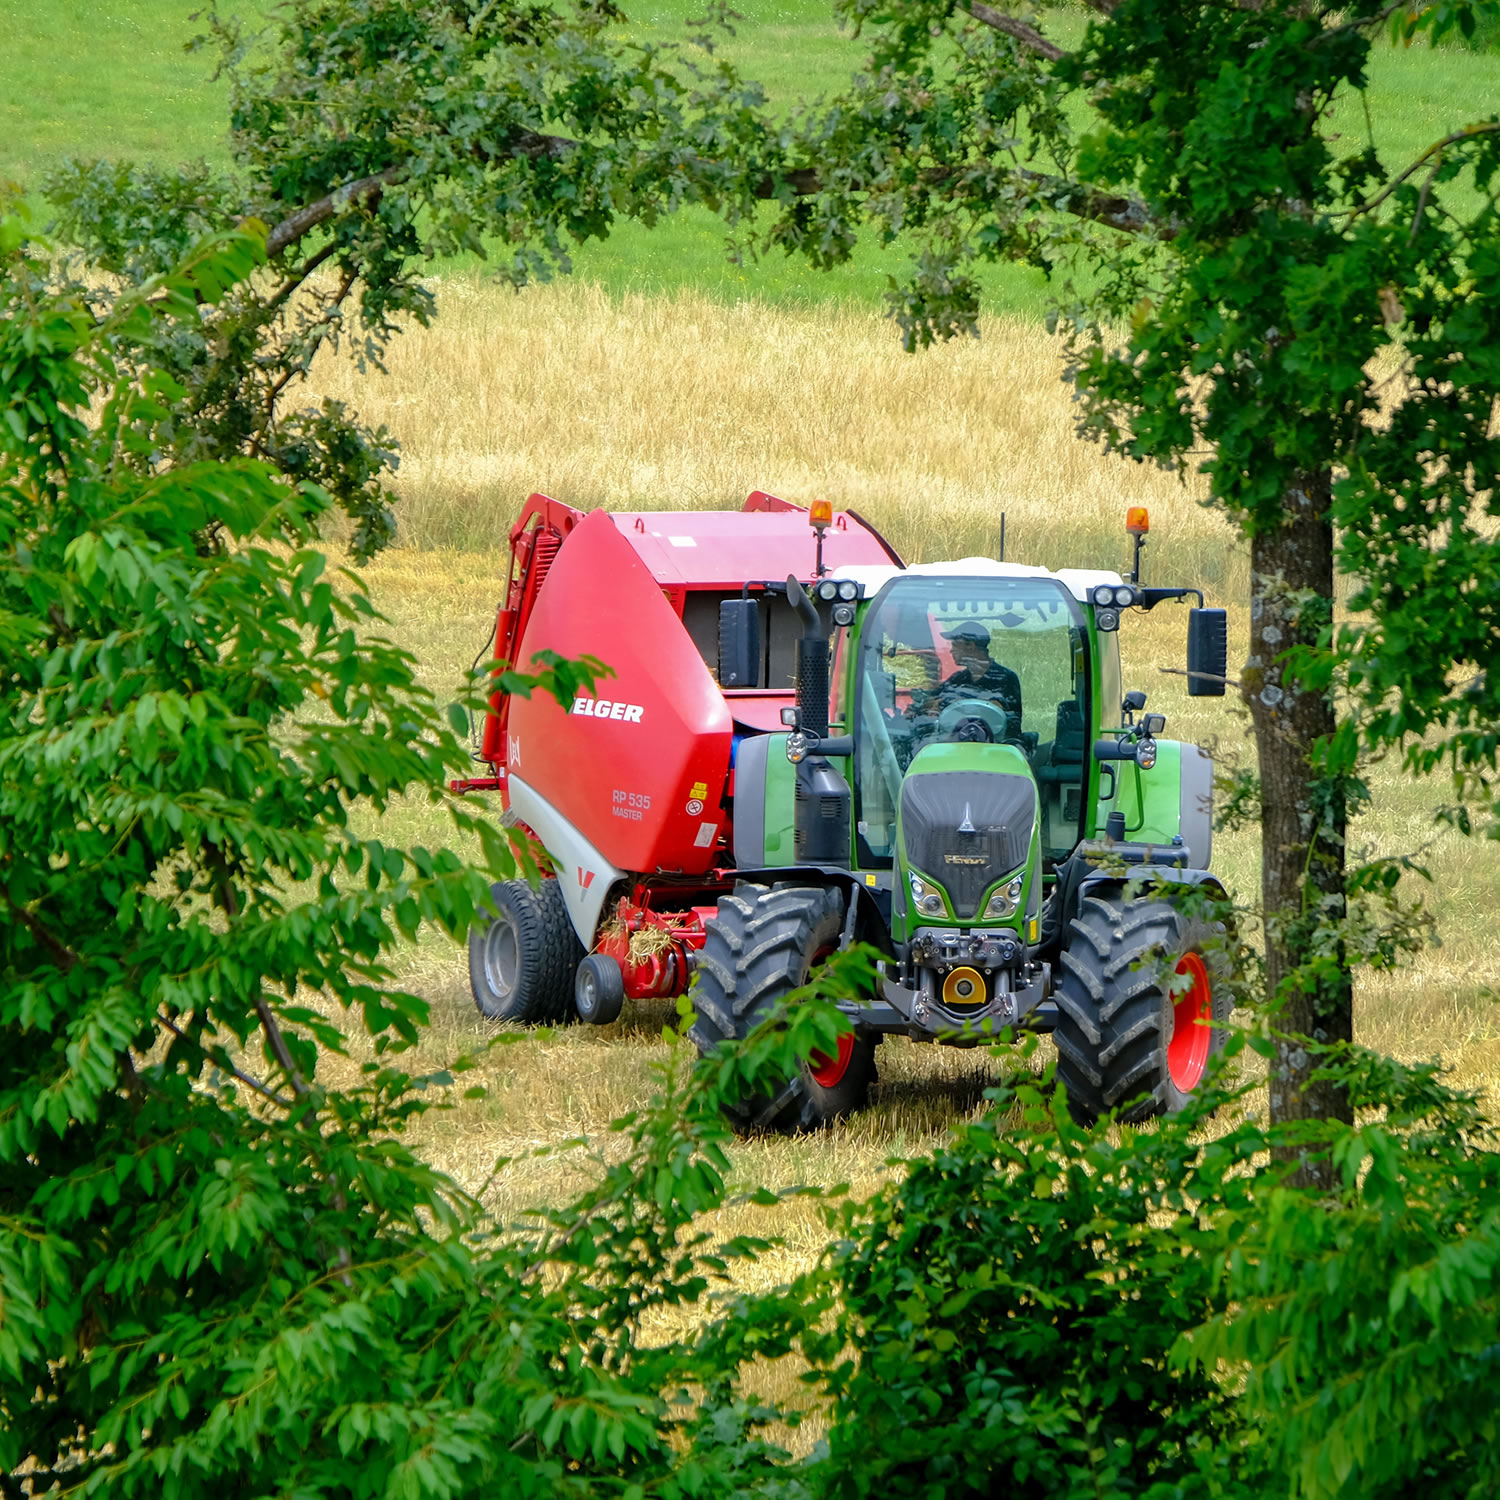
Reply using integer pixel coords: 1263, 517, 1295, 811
897, 743, 1040, 923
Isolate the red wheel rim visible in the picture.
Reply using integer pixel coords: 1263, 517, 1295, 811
1166, 951, 1213, 1092
809, 1030, 855, 1088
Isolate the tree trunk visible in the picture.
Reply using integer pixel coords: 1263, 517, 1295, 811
1242, 473, 1352, 1185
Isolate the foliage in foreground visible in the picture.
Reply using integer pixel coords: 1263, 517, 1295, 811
5, 224, 1500, 1500
2, 215, 795, 1498
815, 1029, 1500, 1500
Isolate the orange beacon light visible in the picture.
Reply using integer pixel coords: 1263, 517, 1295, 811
1126, 507, 1150, 580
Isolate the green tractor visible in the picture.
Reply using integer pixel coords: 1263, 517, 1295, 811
690, 511, 1234, 1130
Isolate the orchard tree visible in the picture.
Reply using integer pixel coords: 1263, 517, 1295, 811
719, 0, 1500, 1155
43, 0, 775, 558
0, 215, 867, 1496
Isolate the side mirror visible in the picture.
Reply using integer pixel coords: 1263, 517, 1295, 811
1187, 608, 1227, 697
718, 598, 761, 688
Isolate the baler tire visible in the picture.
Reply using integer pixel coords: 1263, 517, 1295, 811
468, 877, 583, 1025
575, 952, 626, 1026
689, 882, 876, 1134
1052, 893, 1231, 1126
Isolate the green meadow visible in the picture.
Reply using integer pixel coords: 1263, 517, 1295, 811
5, 1, 1498, 315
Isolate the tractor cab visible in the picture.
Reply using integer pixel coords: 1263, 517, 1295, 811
848, 572, 1091, 876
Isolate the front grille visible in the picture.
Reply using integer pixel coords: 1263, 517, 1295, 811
900, 771, 1035, 919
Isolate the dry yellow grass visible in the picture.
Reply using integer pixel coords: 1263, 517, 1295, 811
295, 279, 1500, 1424
313, 277, 1246, 596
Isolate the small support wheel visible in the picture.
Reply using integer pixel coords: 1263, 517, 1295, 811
575, 952, 626, 1025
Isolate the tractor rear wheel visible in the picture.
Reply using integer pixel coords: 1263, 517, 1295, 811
1053, 892, 1230, 1125
690, 882, 876, 1133
468, 877, 583, 1024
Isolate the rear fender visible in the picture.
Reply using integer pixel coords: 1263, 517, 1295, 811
1109, 740, 1215, 868
509, 774, 626, 948
1076, 865, 1233, 931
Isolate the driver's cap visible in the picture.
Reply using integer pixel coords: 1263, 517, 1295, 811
941, 622, 991, 645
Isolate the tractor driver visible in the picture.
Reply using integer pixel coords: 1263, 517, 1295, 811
910, 621, 1024, 740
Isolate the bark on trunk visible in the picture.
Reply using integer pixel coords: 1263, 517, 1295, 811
1242, 473, 1352, 1186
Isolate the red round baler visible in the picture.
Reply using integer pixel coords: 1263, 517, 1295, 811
454, 491, 902, 1021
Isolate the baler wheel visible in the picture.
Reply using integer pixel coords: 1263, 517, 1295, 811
468, 878, 583, 1024
575, 953, 626, 1025
690, 882, 876, 1133
1052, 893, 1231, 1125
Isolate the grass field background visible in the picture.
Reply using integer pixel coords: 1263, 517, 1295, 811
8, 0, 1500, 1431
6, 2, 1500, 313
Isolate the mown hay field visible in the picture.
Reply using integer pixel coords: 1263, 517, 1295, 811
299, 281, 1500, 1404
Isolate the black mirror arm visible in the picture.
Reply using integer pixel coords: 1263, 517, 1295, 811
1138, 586, 1205, 611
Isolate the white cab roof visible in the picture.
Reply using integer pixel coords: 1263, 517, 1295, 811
831, 556, 1124, 603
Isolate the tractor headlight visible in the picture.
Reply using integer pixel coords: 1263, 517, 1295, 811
1092, 584, 1114, 607
1096, 607, 1120, 632
1112, 585, 1136, 607
908, 873, 946, 917
816, 579, 839, 601
983, 874, 1026, 920
837, 579, 859, 601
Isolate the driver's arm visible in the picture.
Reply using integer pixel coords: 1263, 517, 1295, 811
995, 666, 1023, 737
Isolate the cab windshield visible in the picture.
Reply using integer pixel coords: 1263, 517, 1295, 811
852, 574, 1090, 868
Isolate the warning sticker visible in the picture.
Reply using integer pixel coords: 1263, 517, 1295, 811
693, 822, 718, 848
689, 780, 708, 799
685, 798, 704, 816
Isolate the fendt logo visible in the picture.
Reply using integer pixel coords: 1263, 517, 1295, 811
571, 696, 644, 723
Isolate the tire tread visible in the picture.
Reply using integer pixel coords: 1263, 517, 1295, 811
468, 878, 583, 1024
1053, 892, 1229, 1125
690, 882, 874, 1133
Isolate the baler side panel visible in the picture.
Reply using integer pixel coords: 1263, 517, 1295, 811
509, 774, 626, 947
731, 735, 769, 867
506, 508, 733, 879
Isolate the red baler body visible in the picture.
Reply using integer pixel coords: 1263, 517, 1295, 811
505, 508, 735, 877
460, 491, 901, 988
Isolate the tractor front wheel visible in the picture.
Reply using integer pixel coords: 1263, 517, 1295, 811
1053, 892, 1230, 1125
468, 877, 583, 1024
690, 882, 876, 1133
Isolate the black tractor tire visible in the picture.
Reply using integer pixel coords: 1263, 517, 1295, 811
690, 882, 877, 1133
467, 877, 583, 1024
1053, 892, 1231, 1125
575, 952, 626, 1025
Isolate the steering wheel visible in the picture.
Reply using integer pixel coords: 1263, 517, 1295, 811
937, 698, 1013, 743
